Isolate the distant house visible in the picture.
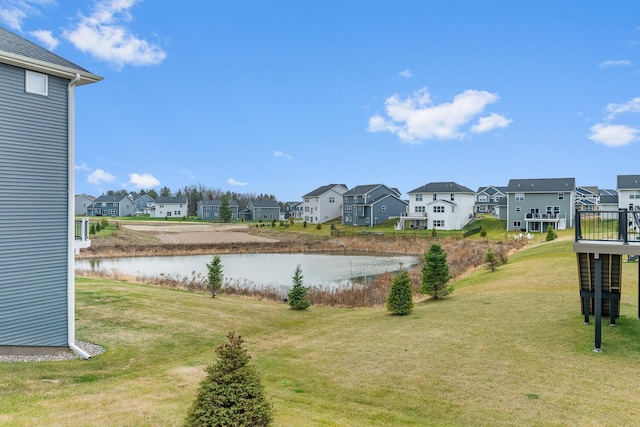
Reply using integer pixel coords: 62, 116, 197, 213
0, 26, 101, 353
75, 194, 95, 216
475, 186, 507, 215
598, 189, 619, 220
134, 194, 154, 215
283, 201, 303, 219
240, 200, 281, 221
86, 194, 136, 217
342, 184, 407, 227
197, 199, 239, 221
617, 175, 640, 229
302, 184, 348, 224
150, 196, 188, 218
506, 178, 576, 232
400, 182, 475, 230
574, 186, 599, 211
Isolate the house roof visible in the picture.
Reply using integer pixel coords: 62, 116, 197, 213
75, 194, 95, 201
92, 195, 131, 203
249, 200, 280, 208
408, 182, 474, 194
506, 178, 575, 193
599, 194, 619, 204
0, 26, 102, 86
617, 175, 640, 190
599, 189, 617, 196
199, 199, 238, 206
343, 184, 401, 197
155, 196, 188, 204
303, 184, 347, 197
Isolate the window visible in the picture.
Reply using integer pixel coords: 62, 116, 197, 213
345, 205, 352, 213
515, 193, 525, 201
329, 197, 335, 203
433, 220, 445, 227
558, 193, 564, 200
433, 206, 444, 213
433, 194, 437, 201
305, 198, 310, 202
515, 206, 521, 212
381, 205, 386, 212
25, 70, 48, 96
415, 206, 425, 213
478, 195, 487, 202
415, 194, 423, 201
345, 216, 352, 223
450, 194, 455, 201
304, 206, 309, 212
513, 221, 521, 228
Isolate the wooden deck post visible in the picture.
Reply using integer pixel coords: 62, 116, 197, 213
594, 254, 603, 353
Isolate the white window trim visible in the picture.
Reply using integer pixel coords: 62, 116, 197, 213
25, 70, 48, 96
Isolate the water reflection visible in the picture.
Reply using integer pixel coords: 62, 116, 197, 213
76, 253, 419, 290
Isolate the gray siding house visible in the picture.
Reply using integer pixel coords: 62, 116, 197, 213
0, 27, 101, 352
75, 194, 95, 216
240, 200, 281, 221
506, 178, 576, 232
342, 184, 407, 227
86, 194, 136, 217
197, 199, 239, 220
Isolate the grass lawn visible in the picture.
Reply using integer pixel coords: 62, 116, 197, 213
3, 238, 640, 425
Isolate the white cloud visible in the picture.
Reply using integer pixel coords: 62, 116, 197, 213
274, 151, 292, 160
588, 123, 639, 147
87, 168, 116, 185
471, 113, 512, 133
29, 29, 58, 49
128, 172, 159, 188
399, 69, 412, 78
63, 0, 167, 68
75, 162, 92, 171
368, 87, 509, 143
599, 59, 632, 68
0, 0, 54, 30
605, 97, 640, 120
227, 178, 247, 186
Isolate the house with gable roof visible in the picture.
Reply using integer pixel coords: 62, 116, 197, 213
399, 182, 475, 230
240, 200, 281, 221
86, 194, 136, 217
133, 193, 154, 215
506, 177, 575, 232
342, 184, 407, 227
475, 185, 507, 215
75, 194, 95, 216
197, 199, 239, 221
150, 196, 188, 218
302, 183, 348, 224
0, 26, 102, 354
283, 201, 303, 219
574, 186, 599, 212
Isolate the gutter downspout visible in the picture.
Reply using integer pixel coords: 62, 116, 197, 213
67, 73, 91, 359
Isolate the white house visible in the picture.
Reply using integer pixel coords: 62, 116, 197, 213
400, 182, 475, 230
151, 196, 188, 218
302, 184, 348, 224
617, 175, 640, 229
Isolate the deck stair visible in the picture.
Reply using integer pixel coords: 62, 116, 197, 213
576, 252, 621, 322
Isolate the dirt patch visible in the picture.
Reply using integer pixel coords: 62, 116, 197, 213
120, 223, 279, 245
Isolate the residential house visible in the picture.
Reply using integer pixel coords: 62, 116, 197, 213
506, 178, 576, 232
399, 182, 475, 230
197, 199, 239, 221
86, 194, 136, 217
283, 201, 303, 219
302, 184, 348, 224
0, 26, 101, 352
617, 175, 640, 229
342, 184, 407, 227
151, 196, 188, 218
574, 186, 599, 211
75, 194, 95, 216
598, 189, 619, 221
475, 186, 507, 215
240, 200, 281, 221
134, 194, 154, 215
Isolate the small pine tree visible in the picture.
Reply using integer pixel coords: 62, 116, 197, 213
185, 332, 272, 427
386, 269, 413, 315
219, 194, 233, 223
480, 227, 487, 237
287, 265, 310, 310
485, 248, 499, 271
206, 256, 224, 298
316, 223, 322, 230
431, 227, 438, 237
546, 225, 557, 241
420, 243, 453, 299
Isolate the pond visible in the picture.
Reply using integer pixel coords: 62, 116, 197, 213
76, 253, 420, 290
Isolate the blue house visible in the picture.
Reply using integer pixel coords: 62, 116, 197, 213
86, 194, 136, 217
197, 199, 239, 221
240, 200, 281, 221
0, 27, 102, 354
342, 184, 407, 227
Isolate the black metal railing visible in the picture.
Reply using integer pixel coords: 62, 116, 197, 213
575, 208, 640, 243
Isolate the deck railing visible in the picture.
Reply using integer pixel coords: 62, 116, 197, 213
74, 217, 91, 253
575, 209, 640, 243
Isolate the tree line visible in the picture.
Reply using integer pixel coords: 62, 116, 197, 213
102, 184, 279, 217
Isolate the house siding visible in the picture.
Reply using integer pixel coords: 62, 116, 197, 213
0, 62, 69, 345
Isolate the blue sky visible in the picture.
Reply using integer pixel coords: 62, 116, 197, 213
3, 1, 640, 201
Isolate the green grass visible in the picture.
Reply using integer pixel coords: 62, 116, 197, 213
4, 240, 640, 425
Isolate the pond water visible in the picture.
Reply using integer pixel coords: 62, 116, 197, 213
76, 253, 419, 290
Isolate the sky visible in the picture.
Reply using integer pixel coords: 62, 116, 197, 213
2, 1, 640, 202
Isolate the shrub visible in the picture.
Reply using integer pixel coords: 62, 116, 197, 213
303, 221, 307, 228
90, 223, 96, 235
185, 332, 272, 427
386, 269, 413, 315
546, 225, 557, 241
485, 248, 498, 271
288, 265, 310, 310
480, 227, 487, 237
420, 244, 453, 299
431, 227, 438, 237
206, 255, 224, 298
289, 218, 294, 226
316, 223, 322, 230
271, 220, 276, 227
